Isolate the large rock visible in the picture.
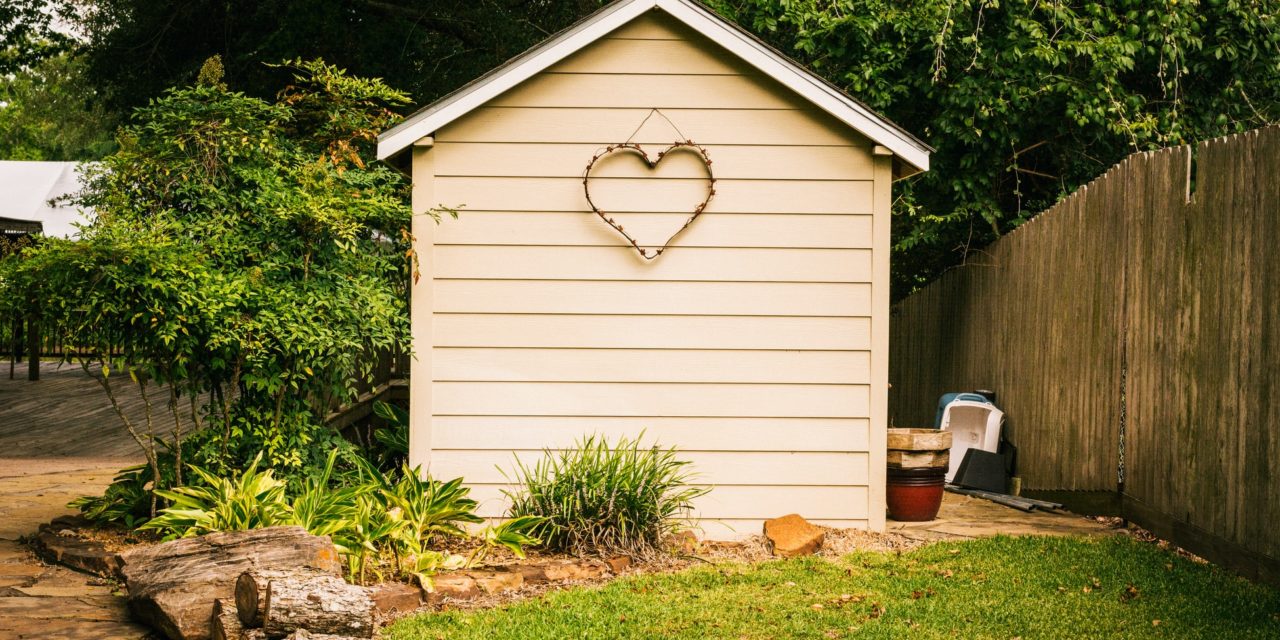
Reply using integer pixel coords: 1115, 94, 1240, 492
32, 525, 124, 579
763, 514, 825, 558
120, 526, 342, 640
368, 582, 424, 614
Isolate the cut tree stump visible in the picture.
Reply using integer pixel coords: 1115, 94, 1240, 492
210, 599, 242, 640
120, 526, 343, 640
261, 573, 375, 638
235, 569, 301, 628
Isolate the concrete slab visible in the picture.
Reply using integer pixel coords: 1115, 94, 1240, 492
886, 492, 1118, 540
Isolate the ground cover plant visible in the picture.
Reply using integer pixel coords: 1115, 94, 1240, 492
137, 451, 541, 586
385, 535, 1280, 639
504, 434, 709, 558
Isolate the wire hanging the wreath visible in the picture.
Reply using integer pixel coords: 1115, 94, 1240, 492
581, 110, 716, 260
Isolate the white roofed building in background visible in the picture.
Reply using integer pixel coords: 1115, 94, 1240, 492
0, 161, 92, 238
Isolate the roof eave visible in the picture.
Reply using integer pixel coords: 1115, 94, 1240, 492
377, 0, 930, 174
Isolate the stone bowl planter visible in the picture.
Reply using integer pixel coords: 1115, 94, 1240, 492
886, 428, 952, 522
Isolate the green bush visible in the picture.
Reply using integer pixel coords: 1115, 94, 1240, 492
504, 434, 709, 558
67, 464, 154, 529
139, 450, 541, 585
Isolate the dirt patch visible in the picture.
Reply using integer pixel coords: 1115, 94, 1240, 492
405, 525, 926, 618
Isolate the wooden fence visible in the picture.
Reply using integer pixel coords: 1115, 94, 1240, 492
890, 126, 1280, 584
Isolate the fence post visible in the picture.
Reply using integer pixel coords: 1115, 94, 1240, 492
26, 313, 39, 382
8, 314, 18, 380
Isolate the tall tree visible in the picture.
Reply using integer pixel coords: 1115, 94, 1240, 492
63, 0, 603, 112
0, 52, 118, 160
707, 0, 1280, 295
1, 0, 69, 74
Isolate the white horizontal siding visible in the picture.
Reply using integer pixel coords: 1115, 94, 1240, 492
435, 177, 871, 214
434, 212, 874, 249
431, 382, 870, 418
433, 280, 870, 315
428, 417, 870, 452
490, 72, 802, 109
431, 143, 874, 180
438, 108, 868, 146
434, 247, 872, 282
551, 37, 752, 74
433, 315, 870, 350
433, 348, 871, 384
432, 450, 869, 486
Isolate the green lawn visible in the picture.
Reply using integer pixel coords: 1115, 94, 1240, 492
386, 536, 1280, 640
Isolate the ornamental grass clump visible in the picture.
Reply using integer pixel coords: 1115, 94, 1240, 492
504, 434, 709, 558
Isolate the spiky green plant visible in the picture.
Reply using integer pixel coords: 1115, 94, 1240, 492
468, 516, 545, 566
290, 450, 359, 541
504, 434, 709, 558
141, 453, 293, 538
68, 464, 153, 529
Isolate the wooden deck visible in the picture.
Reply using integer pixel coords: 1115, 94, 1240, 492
0, 361, 177, 459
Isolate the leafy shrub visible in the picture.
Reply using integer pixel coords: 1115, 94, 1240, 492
68, 465, 154, 529
505, 434, 709, 558
141, 450, 541, 585
372, 401, 410, 454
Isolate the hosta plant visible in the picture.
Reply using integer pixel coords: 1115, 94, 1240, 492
142, 453, 292, 538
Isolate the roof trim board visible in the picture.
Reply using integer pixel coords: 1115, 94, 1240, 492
377, 0, 930, 174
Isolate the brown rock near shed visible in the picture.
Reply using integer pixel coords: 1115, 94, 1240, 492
368, 581, 424, 614
465, 569, 523, 595
120, 526, 343, 640
885, 428, 952, 452
424, 573, 479, 606
281, 630, 361, 640
508, 558, 608, 585
605, 556, 632, 574
763, 514, 825, 558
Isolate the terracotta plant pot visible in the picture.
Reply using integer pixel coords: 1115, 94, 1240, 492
885, 467, 946, 522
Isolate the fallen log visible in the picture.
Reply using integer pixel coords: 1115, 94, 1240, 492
261, 573, 375, 638
121, 526, 343, 640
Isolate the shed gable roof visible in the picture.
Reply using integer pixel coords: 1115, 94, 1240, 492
377, 0, 931, 175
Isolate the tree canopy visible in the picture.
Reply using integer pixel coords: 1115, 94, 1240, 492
706, 0, 1280, 294
0, 58, 423, 500
0, 51, 118, 160
59, 0, 600, 114
22, 0, 1280, 292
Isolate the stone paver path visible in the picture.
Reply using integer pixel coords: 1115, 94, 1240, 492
0, 457, 152, 639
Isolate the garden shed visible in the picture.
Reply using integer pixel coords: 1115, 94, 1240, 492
377, 0, 930, 537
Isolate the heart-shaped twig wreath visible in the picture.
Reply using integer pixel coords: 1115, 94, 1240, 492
582, 140, 716, 260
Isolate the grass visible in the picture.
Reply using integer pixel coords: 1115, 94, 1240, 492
385, 536, 1280, 640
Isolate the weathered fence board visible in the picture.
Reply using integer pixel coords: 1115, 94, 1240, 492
891, 125, 1280, 579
